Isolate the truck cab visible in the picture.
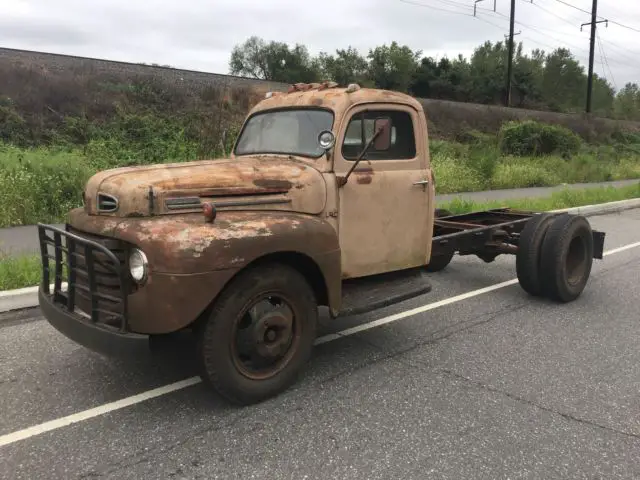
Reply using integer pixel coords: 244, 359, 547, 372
237, 82, 437, 280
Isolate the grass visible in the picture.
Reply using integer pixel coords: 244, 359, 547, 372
430, 139, 640, 195
0, 252, 43, 291
438, 183, 640, 214
1, 183, 638, 291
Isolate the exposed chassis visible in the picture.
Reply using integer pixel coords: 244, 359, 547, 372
431, 208, 606, 262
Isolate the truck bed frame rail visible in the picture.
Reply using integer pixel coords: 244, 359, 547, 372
431, 208, 605, 261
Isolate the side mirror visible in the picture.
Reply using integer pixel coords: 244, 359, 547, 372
373, 117, 391, 151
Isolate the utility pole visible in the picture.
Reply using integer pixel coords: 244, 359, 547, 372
505, 30, 520, 107
581, 0, 608, 113
473, 0, 496, 17
505, 0, 516, 107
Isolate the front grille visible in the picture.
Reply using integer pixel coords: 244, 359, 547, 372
38, 224, 131, 331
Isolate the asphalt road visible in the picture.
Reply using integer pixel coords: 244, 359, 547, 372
1, 179, 637, 256
1, 209, 640, 479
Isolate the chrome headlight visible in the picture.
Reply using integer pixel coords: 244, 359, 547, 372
129, 248, 148, 283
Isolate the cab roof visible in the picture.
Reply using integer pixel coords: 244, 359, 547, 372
248, 82, 424, 119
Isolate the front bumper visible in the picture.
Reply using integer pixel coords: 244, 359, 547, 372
37, 223, 150, 357
39, 288, 150, 357
36, 221, 239, 351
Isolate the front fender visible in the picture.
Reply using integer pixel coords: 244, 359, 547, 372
110, 211, 339, 273
67, 210, 342, 329
117, 211, 342, 323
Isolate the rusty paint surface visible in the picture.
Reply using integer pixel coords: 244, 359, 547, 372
355, 174, 373, 185
67, 210, 342, 333
83, 155, 327, 218
330, 98, 436, 279
250, 87, 423, 128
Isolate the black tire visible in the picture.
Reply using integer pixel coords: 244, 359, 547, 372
425, 250, 454, 272
196, 263, 318, 405
427, 208, 455, 272
539, 214, 594, 303
516, 213, 558, 296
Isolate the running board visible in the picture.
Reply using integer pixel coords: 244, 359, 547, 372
338, 268, 432, 317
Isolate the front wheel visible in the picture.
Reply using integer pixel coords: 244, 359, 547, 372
196, 263, 318, 405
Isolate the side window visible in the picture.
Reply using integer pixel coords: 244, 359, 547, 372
341, 110, 416, 161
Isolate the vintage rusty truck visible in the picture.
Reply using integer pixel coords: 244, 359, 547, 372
37, 82, 605, 405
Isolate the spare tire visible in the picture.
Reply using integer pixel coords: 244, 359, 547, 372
516, 213, 558, 296
539, 214, 594, 303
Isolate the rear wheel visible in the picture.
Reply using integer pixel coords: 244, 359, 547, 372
427, 208, 455, 272
196, 263, 318, 405
516, 213, 558, 296
539, 214, 594, 303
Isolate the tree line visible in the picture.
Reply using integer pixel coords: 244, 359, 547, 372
229, 36, 640, 120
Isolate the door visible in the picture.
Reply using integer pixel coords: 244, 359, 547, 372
335, 104, 433, 279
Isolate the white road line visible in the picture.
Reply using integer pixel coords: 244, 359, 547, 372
313, 279, 519, 345
0, 378, 201, 448
602, 241, 640, 257
1, 240, 639, 448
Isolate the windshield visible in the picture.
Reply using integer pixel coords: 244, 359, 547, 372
234, 108, 334, 158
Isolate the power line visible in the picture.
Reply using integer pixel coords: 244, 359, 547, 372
553, 0, 640, 33
598, 38, 639, 63
475, 13, 513, 32
396, 0, 637, 74
511, 3, 637, 69
536, 0, 585, 23
608, 19, 640, 34
397, 0, 472, 16
554, 0, 603, 18
397, 0, 509, 32
515, 19, 591, 54
477, 5, 593, 55
523, 0, 577, 29
596, 30, 616, 89
598, 3, 640, 23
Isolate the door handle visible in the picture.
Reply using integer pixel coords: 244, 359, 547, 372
413, 179, 429, 186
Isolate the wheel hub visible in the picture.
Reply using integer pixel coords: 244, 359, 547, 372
231, 295, 299, 380
253, 310, 293, 359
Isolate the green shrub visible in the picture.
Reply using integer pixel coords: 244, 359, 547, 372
498, 120, 582, 157
465, 145, 499, 183
429, 139, 468, 159
431, 152, 485, 193
611, 158, 640, 180
609, 129, 640, 145
0, 105, 28, 146
453, 129, 496, 146
0, 144, 91, 227
490, 162, 559, 189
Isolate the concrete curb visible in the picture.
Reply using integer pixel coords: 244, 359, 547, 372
550, 198, 640, 216
0, 283, 67, 312
1, 198, 639, 315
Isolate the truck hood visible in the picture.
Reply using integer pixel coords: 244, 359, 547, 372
83, 156, 327, 217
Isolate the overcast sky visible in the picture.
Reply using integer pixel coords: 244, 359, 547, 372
3, 0, 640, 90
